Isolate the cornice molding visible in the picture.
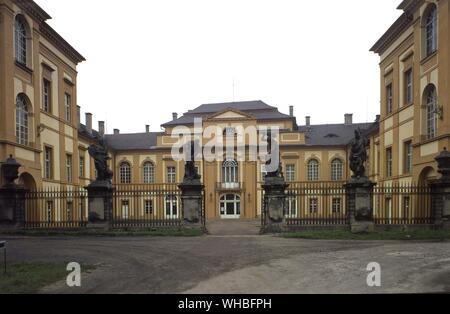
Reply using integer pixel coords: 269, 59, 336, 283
15, 0, 51, 22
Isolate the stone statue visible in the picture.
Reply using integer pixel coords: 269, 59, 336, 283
88, 138, 113, 183
349, 128, 368, 179
264, 130, 283, 179
183, 141, 201, 182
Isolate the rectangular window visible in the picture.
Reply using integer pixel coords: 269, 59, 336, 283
66, 154, 73, 183
64, 93, 71, 122
309, 198, 318, 214
285, 197, 297, 218
46, 200, 53, 223
44, 146, 53, 180
386, 84, 393, 114
79, 155, 85, 178
286, 164, 296, 182
403, 196, 410, 221
67, 201, 73, 222
405, 69, 413, 105
122, 200, 129, 219
404, 141, 412, 174
332, 198, 342, 213
167, 167, 176, 183
145, 200, 153, 215
43, 79, 51, 113
386, 148, 393, 178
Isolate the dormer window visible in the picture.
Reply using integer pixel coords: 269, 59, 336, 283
224, 127, 236, 136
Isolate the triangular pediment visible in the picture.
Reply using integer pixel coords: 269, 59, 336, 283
207, 108, 255, 120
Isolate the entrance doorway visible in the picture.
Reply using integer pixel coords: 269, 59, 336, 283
220, 194, 241, 219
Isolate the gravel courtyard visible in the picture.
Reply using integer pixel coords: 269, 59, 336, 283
2, 228, 450, 294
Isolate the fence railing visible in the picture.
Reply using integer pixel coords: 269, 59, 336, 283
25, 188, 88, 229
261, 181, 435, 228
284, 182, 348, 227
111, 184, 183, 228
373, 183, 433, 225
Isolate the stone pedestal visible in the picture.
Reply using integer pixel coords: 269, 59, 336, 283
85, 181, 114, 229
0, 156, 27, 230
0, 186, 27, 230
429, 181, 450, 229
345, 178, 376, 234
179, 180, 204, 228
262, 176, 289, 233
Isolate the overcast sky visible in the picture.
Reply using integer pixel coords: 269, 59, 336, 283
35, 0, 402, 134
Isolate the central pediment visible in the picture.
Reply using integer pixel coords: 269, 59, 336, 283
207, 108, 255, 121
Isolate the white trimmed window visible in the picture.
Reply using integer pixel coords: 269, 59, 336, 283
222, 160, 238, 183
309, 198, 318, 214
143, 162, 155, 184
145, 200, 154, 215
425, 5, 437, 56
332, 198, 342, 213
386, 148, 393, 178
307, 159, 319, 181
15, 16, 27, 65
404, 141, 413, 174
405, 69, 413, 105
79, 155, 85, 178
16, 94, 29, 145
386, 84, 393, 114
426, 85, 438, 139
286, 164, 296, 182
64, 93, 71, 122
167, 166, 176, 183
44, 146, 53, 180
331, 159, 343, 181
43, 79, 51, 113
120, 162, 132, 184
66, 154, 73, 183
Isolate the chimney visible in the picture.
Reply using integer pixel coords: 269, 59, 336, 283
98, 121, 105, 136
305, 116, 311, 127
146, 125, 150, 133
172, 112, 178, 121
113, 129, 120, 135
345, 114, 353, 125
85, 113, 92, 133
77, 106, 81, 126
289, 106, 294, 117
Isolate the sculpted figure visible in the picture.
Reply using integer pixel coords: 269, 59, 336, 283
88, 138, 113, 183
349, 129, 368, 179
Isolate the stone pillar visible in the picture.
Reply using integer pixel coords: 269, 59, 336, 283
85, 181, 114, 229
0, 156, 27, 230
429, 149, 450, 229
179, 181, 204, 229
262, 176, 289, 233
345, 178, 376, 234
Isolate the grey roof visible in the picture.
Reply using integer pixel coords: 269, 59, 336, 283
297, 122, 376, 147
188, 100, 276, 114
162, 100, 293, 127
105, 132, 161, 151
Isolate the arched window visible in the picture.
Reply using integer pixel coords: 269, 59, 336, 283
119, 162, 131, 184
16, 94, 29, 145
143, 162, 155, 184
15, 16, 28, 65
331, 159, 343, 181
307, 159, 319, 181
425, 5, 437, 56
426, 85, 438, 139
222, 159, 238, 184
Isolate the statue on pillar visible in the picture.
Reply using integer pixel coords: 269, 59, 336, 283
183, 141, 201, 182
88, 138, 113, 184
349, 128, 368, 180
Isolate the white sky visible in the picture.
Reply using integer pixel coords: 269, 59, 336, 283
35, 0, 402, 134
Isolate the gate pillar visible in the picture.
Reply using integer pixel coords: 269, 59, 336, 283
0, 156, 27, 230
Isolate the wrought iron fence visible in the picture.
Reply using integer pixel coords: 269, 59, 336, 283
25, 188, 88, 229
111, 184, 183, 228
373, 183, 433, 225
284, 182, 349, 227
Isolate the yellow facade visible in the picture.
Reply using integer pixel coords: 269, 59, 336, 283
371, 0, 450, 186
1, 0, 448, 222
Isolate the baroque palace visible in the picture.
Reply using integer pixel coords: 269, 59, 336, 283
0, 0, 449, 221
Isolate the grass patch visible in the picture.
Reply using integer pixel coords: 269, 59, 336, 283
0, 228, 204, 238
0, 263, 94, 294
283, 229, 450, 241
